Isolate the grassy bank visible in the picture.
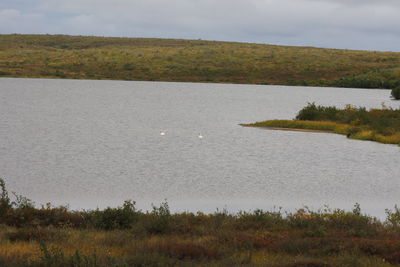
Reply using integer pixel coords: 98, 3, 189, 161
243, 103, 400, 145
1, 34, 400, 89
2, 179, 400, 266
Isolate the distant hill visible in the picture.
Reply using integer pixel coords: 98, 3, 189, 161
0, 34, 399, 89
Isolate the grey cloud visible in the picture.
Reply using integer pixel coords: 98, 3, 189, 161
0, 0, 399, 51
306, 0, 400, 7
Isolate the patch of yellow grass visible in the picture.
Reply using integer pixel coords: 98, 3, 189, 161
374, 133, 400, 144
58, 230, 137, 257
243, 120, 349, 132
243, 120, 400, 146
352, 130, 375, 140
334, 124, 353, 135
0, 242, 40, 260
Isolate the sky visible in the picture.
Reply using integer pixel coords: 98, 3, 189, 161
1, 0, 400, 52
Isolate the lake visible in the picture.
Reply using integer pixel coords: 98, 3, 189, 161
0, 78, 399, 217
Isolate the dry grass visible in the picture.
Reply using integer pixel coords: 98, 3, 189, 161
244, 119, 400, 145
1, 224, 400, 266
242, 120, 349, 132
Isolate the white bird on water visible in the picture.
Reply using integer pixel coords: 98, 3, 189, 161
160, 131, 166, 136
198, 133, 203, 139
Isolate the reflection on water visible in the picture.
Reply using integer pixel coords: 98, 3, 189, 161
0, 78, 399, 217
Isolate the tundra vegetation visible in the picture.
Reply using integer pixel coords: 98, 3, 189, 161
392, 86, 400, 100
0, 34, 400, 89
1, 178, 400, 266
243, 103, 400, 145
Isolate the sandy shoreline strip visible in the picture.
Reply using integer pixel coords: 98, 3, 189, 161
250, 126, 335, 134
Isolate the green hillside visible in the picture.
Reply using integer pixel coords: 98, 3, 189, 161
1, 34, 400, 88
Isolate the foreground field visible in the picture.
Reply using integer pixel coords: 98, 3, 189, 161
243, 103, 400, 145
1, 179, 400, 266
1, 34, 400, 89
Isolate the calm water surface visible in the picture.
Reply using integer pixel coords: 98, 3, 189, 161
1, 78, 399, 217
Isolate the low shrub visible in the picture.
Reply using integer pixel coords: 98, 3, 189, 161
385, 206, 400, 228
391, 86, 400, 100
168, 212, 206, 235
125, 253, 177, 267
84, 200, 138, 230
144, 201, 171, 234
356, 239, 400, 264
6, 227, 67, 243
235, 209, 285, 230
39, 244, 98, 267
150, 240, 220, 260
4, 205, 85, 228
0, 178, 11, 217
287, 204, 380, 238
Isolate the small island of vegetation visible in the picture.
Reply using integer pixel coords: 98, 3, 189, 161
242, 103, 400, 145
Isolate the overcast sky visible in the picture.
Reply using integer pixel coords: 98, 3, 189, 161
1, 0, 399, 51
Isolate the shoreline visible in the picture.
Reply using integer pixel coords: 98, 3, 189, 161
241, 118, 400, 146
2, 178, 400, 265
241, 124, 335, 134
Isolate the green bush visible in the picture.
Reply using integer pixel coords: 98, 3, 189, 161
86, 200, 138, 230
12, 192, 35, 210
0, 178, 35, 216
385, 206, 400, 227
286, 204, 380, 238
235, 209, 285, 230
144, 201, 171, 234
296, 102, 341, 121
0, 178, 11, 217
391, 86, 400, 100
4, 204, 84, 228
295, 103, 400, 136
